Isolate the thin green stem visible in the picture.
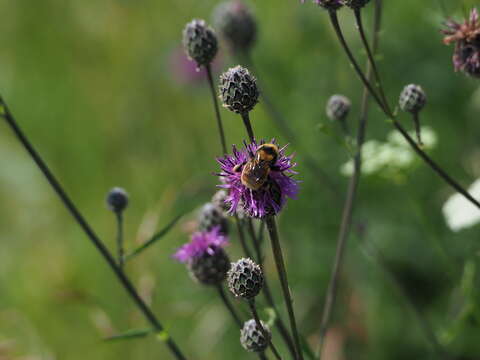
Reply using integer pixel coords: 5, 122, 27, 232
116, 212, 125, 269
317, 3, 382, 358
241, 112, 255, 142
412, 112, 423, 146
206, 64, 228, 154
265, 216, 304, 360
0, 97, 187, 360
247, 218, 297, 359
249, 300, 283, 360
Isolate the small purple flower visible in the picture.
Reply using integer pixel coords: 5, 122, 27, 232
217, 140, 299, 218
442, 8, 480, 78
174, 226, 228, 263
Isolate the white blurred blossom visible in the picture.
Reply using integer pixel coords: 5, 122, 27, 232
442, 179, 480, 232
340, 126, 437, 177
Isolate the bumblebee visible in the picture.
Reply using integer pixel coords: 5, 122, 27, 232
234, 143, 280, 191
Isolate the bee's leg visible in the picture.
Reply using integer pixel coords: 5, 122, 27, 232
233, 162, 246, 172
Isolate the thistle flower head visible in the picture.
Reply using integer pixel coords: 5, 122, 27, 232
213, 1, 257, 54
442, 8, 480, 78
174, 227, 230, 285
399, 84, 426, 114
227, 258, 263, 299
240, 319, 271, 352
217, 139, 299, 218
182, 19, 218, 67
326, 94, 351, 121
106, 187, 129, 213
198, 202, 229, 235
343, 0, 371, 9
219, 65, 259, 114
311, 0, 344, 10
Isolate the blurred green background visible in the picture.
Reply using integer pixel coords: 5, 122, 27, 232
0, 0, 480, 359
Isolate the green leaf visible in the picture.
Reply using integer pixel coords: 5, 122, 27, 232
156, 330, 170, 342
300, 335, 316, 360
125, 213, 184, 261
104, 328, 152, 342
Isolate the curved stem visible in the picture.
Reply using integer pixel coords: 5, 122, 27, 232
248, 300, 283, 360
206, 64, 228, 154
0, 97, 187, 360
317, 3, 382, 358
241, 112, 255, 143
265, 216, 304, 360
116, 212, 125, 269
217, 284, 242, 327
412, 112, 423, 146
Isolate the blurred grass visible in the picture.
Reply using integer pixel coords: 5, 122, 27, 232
0, 0, 479, 359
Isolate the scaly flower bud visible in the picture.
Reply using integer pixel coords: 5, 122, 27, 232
227, 258, 263, 299
182, 19, 218, 67
326, 94, 351, 122
106, 187, 129, 213
198, 202, 229, 235
219, 65, 259, 114
240, 319, 271, 352
399, 84, 426, 114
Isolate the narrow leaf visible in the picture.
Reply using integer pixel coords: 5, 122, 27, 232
104, 328, 152, 342
125, 213, 184, 261
300, 335, 316, 360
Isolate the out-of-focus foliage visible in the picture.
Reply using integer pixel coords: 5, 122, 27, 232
0, 0, 479, 359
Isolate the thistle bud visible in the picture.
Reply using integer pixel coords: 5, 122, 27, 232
399, 84, 426, 114
326, 94, 351, 122
240, 319, 271, 352
314, 0, 344, 10
106, 187, 129, 213
188, 247, 230, 285
343, 0, 371, 9
182, 19, 218, 67
198, 202, 229, 235
212, 190, 231, 215
227, 258, 263, 299
219, 65, 259, 114
213, 1, 257, 54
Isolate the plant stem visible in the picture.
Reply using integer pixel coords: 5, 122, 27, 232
247, 219, 297, 358
116, 212, 125, 269
328, 4, 480, 210
241, 112, 255, 143
236, 217, 255, 259
217, 284, 242, 327
248, 300, 283, 360
317, 3, 382, 358
0, 97, 187, 360
412, 112, 423, 146
206, 64, 228, 154
265, 216, 304, 360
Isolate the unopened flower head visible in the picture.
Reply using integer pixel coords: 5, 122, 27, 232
217, 139, 299, 218
106, 187, 129, 213
326, 94, 351, 121
240, 319, 271, 352
310, 0, 344, 10
442, 8, 480, 78
174, 227, 230, 285
198, 202, 229, 235
213, 1, 257, 53
219, 65, 259, 114
182, 19, 218, 67
399, 84, 427, 114
343, 0, 371, 10
227, 258, 263, 299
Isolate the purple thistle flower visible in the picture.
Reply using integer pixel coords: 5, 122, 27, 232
216, 140, 299, 218
174, 226, 228, 263
442, 8, 480, 78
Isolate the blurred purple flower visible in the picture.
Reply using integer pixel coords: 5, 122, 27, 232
168, 47, 223, 85
442, 8, 480, 78
173, 226, 228, 263
217, 140, 299, 218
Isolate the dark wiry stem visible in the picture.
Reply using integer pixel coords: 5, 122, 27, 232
241, 112, 255, 142
412, 112, 423, 146
317, 3, 382, 358
116, 212, 125, 269
206, 64, 228, 154
248, 300, 283, 360
0, 97, 187, 360
217, 284, 242, 327
266, 216, 304, 360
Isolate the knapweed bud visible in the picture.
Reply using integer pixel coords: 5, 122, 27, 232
240, 319, 271, 352
213, 1, 257, 54
212, 190, 231, 215
314, 0, 344, 10
189, 247, 230, 285
182, 19, 218, 67
399, 84, 426, 114
343, 0, 371, 9
219, 65, 259, 114
227, 258, 263, 299
326, 94, 351, 121
106, 187, 129, 213
198, 202, 229, 235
